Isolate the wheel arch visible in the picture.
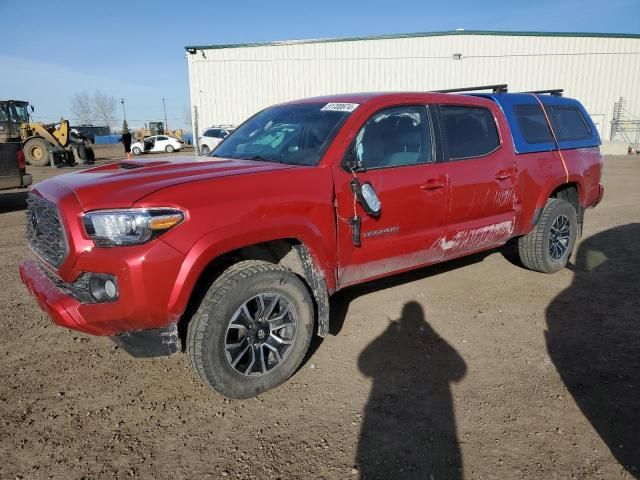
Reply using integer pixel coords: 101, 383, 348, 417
531, 181, 582, 226
174, 237, 333, 345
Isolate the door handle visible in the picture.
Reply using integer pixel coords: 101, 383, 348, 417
420, 179, 445, 191
495, 170, 512, 180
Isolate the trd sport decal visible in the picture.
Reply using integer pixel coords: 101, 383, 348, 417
363, 226, 400, 239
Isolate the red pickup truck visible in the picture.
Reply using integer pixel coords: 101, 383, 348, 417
20, 90, 604, 398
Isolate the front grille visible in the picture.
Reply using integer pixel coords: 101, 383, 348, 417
25, 193, 68, 268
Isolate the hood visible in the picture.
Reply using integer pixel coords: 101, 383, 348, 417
45, 157, 295, 211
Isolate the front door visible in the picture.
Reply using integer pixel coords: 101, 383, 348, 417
333, 105, 449, 287
436, 104, 518, 257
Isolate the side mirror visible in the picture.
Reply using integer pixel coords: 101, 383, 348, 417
351, 179, 381, 216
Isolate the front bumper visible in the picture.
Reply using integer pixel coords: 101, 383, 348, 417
20, 258, 182, 357
20, 233, 186, 337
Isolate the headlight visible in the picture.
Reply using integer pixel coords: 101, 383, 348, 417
83, 208, 184, 247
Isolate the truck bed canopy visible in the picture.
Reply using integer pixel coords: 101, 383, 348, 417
474, 93, 601, 154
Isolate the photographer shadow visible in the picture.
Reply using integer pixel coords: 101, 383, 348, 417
356, 301, 466, 479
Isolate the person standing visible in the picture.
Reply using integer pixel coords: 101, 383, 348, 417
119, 121, 132, 160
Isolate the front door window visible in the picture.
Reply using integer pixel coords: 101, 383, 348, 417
354, 106, 432, 169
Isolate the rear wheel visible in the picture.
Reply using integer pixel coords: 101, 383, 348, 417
186, 260, 314, 398
24, 138, 51, 166
518, 198, 578, 273
165, 145, 175, 153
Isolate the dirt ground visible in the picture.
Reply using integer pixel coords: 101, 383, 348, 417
0, 155, 638, 480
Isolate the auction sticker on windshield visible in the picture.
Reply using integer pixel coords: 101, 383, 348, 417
321, 103, 359, 112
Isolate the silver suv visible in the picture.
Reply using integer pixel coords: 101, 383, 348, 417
199, 127, 232, 155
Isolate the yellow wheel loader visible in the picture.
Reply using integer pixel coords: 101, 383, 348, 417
134, 121, 183, 142
0, 100, 94, 167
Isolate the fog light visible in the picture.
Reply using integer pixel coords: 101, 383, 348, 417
88, 274, 119, 302
104, 280, 117, 298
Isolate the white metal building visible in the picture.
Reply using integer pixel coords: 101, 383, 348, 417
185, 30, 640, 142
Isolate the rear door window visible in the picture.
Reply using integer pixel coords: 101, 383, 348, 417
551, 107, 592, 141
513, 105, 554, 144
439, 106, 500, 160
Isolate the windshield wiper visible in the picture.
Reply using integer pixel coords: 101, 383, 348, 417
237, 155, 286, 164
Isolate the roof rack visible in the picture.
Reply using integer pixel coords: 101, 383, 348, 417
433, 84, 508, 94
523, 89, 564, 96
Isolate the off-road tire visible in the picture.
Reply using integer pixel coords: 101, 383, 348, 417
77, 145, 88, 161
132, 147, 142, 155
85, 146, 95, 163
200, 145, 210, 155
186, 260, 315, 398
24, 138, 51, 166
165, 145, 175, 153
518, 198, 578, 273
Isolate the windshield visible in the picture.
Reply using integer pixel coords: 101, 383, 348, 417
8, 103, 29, 123
211, 103, 355, 166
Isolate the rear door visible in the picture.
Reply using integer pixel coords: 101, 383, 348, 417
436, 104, 517, 257
333, 104, 449, 287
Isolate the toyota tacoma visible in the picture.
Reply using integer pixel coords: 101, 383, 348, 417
20, 87, 604, 398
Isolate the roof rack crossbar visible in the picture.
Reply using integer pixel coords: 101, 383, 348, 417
523, 89, 564, 96
433, 84, 508, 94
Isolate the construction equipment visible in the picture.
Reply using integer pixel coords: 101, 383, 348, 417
0, 100, 95, 167
134, 121, 183, 142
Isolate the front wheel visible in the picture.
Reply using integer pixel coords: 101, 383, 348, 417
24, 138, 51, 166
518, 198, 578, 273
186, 260, 314, 398
200, 145, 210, 155
132, 147, 142, 155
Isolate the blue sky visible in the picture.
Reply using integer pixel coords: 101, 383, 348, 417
1, 0, 638, 131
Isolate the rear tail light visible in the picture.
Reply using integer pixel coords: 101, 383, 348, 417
17, 149, 25, 170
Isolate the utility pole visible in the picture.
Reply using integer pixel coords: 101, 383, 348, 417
120, 98, 127, 121
193, 105, 199, 155
162, 97, 168, 131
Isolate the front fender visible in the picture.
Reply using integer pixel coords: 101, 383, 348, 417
165, 217, 336, 321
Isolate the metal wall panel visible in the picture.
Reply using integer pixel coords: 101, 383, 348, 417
187, 34, 640, 141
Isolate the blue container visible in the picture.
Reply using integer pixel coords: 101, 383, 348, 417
94, 134, 121, 145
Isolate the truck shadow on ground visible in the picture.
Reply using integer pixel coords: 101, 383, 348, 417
0, 191, 27, 213
545, 223, 640, 478
355, 301, 466, 479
